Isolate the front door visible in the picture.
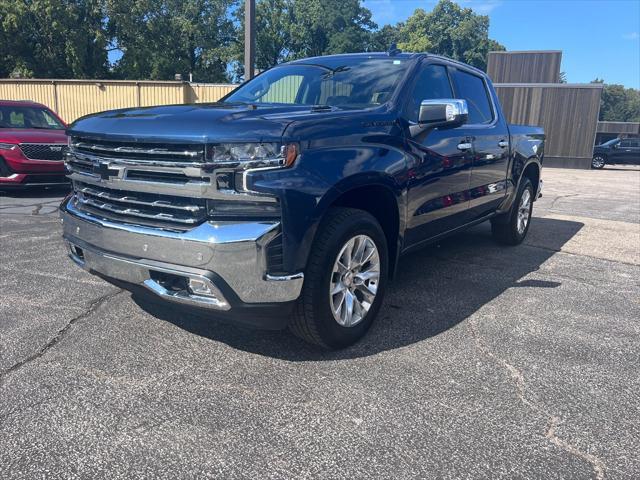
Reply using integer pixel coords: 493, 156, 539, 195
402, 62, 474, 247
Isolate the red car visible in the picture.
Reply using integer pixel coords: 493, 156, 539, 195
0, 100, 69, 189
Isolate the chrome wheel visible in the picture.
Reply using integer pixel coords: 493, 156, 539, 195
517, 188, 532, 235
592, 156, 605, 169
329, 234, 380, 327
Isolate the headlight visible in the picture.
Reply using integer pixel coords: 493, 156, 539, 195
0, 143, 17, 150
208, 143, 298, 169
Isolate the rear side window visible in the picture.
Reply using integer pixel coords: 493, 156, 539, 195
451, 69, 494, 124
406, 64, 453, 122
620, 139, 639, 147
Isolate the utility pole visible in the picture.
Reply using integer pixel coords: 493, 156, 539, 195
244, 0, 256, 80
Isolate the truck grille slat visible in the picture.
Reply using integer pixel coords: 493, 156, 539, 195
73, 181, 207, 229
71, 137, 205, 164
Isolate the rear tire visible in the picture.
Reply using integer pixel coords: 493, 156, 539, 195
290, 207, 388, 349
491, 177, 534, 246
591, 155, 606, 169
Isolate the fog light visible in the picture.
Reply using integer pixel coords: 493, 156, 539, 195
188, 278, 216, 297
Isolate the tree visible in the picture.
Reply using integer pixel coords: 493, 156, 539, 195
388, 0, 504, 71
106, 0, 237, 82
288, 0, 376, 59
0, 0, 109, 78
592, 79, 640, 122
232, 0, 377, 80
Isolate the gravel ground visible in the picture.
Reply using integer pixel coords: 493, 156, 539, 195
1, 166, 639, 479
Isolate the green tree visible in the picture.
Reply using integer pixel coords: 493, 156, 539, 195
592, 79, 640, 122
391, 0, 504, 71
288, 0, 376, 59
233, 0, 376, 80
0, 0, 109, 78
106, 0, 237, 82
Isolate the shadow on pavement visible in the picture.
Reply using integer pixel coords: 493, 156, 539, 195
0, 185, 70, 198
130, 216, 583, 361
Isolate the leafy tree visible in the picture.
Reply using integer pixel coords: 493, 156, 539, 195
592, 79, 640, 122
233, 0, 376, 80
389, 0, 505, 71
370, 24, 404, 52
288, 0, 376, 59
106, 0, 237, 82
0, 0, 109, 78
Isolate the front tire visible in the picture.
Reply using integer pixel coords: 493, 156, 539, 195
290, 207, 388, 349
491, 177, 534, 246
592, 155, 606, 169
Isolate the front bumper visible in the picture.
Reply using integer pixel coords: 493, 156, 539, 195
60, 198, 303, 311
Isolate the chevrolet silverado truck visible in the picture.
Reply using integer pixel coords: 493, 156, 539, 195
0, 100, 69, 189
60, 52, 544, 349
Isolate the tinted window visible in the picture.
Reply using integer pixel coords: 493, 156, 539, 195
451, 69, 493, 124
406, 64, 453, 122
225, 58, 409, 109
0, 106, 64, 130
620, 139, 639, 147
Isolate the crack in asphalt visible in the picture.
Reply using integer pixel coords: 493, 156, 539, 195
469, 317, 607, 480
0, 289, 122, 389
548, 193, 581, 209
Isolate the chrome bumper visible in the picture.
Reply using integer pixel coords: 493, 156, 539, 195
60, 199, 303, 310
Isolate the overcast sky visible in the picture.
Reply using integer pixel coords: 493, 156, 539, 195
363, 0, 640, 88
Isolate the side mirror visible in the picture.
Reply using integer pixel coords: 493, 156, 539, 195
418, 99, 468, 128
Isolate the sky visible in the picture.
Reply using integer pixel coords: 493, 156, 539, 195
363, 0, 640, 88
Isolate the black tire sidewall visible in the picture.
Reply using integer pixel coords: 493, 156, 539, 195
309, 211, 388, 348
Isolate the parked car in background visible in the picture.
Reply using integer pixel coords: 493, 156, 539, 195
60, 52, 544, 349
0, 100, 69, 189
592, 138, 640, 169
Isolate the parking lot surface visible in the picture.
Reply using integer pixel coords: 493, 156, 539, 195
1, 166, 639, 479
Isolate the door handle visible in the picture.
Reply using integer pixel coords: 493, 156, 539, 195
457, 142, 472, 151
498, 140, 509, 148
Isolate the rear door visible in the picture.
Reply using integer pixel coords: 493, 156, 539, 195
450, 68, 510, 220
402, 61, 475, 247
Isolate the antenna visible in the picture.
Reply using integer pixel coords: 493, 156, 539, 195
388, 43, 402, 56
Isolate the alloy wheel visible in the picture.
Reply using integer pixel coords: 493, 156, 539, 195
517, 188, 532, 235
329, 234, 380, 327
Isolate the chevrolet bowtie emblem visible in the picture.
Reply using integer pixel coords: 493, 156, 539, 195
92, 162, 117, 180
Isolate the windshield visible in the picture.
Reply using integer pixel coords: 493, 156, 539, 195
0, 105, 64, 130
600, 138, 620, 146
224, 57, 409, 109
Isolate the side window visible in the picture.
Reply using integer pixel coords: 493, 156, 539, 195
620, 139, 637, 148
451, 69, 494, 124
406, 64, 453, 122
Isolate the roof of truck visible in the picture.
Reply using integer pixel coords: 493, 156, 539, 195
287, 52, 486, 76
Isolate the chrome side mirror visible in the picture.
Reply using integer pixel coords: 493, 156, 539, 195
418, 99, 468, 128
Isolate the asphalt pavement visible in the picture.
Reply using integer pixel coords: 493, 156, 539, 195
1, 166, 639, 479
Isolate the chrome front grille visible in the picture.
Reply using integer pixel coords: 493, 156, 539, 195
20, 143, 68, 161
73, 181, 207, 229
70, 137, 205, 165
65, 136, 275, 229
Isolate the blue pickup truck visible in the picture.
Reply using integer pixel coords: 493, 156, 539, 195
60, 51, 544, 349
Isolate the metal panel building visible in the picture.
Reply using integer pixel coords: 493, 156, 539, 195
595, 121, 640, 144
488, 51, 603, 169
487, 51, 562, 84
495, 83, 603, 168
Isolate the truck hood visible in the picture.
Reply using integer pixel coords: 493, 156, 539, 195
0, 128, 67, 144
67, 103, 346, 143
